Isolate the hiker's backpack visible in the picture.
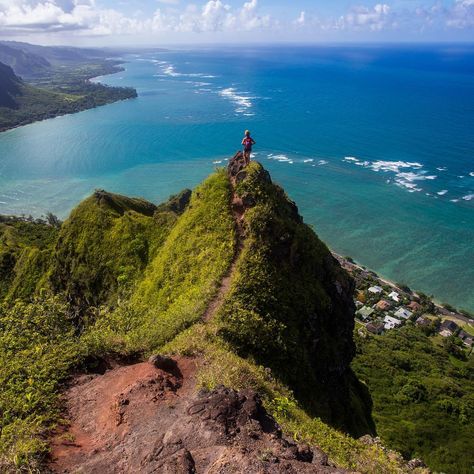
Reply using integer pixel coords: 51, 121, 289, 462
243, 137, 253, 150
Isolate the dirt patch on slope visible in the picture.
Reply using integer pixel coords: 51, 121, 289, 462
49, 357, 197, 473
49, 356, 348, 473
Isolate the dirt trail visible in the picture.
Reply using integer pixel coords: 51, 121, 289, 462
202, 169, 246, 322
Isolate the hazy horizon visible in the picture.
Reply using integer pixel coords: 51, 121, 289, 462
0, 0, 473, 47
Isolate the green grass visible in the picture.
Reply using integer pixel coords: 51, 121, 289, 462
0, 296, 80, 471
0, 217, 58, 301
86, 169, 236, 354
49, 191, 176, 308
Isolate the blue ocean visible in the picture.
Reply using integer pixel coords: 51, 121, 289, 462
0, 45, 473, 310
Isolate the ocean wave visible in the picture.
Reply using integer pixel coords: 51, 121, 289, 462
318, 160, 328, 165
437, 190, 448, 195
369, 160, 423, 172
462, 194, 474, 201
157, 62, 216, 79
273, 154, 291, 162
213, 160, 223, 164
267, 154, 295, 164
470, 172, 474, 177
436, 167, 447, 171
303, 159, 314, 163
218, 87, 257, 115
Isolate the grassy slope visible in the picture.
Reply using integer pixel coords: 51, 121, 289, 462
49, 191, 172, 308
86, 169, 236, 353
0, 218, 58, 301
352, 326, 474, 474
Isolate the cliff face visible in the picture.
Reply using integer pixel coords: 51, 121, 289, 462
219, 154, 374, 436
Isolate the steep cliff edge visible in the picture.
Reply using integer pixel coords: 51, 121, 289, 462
219, 153, 374, 436
0, 158, 425, 473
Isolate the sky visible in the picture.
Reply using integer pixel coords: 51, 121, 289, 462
0, 0, 473, 46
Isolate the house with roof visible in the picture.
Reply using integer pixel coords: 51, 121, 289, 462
366, 322, 384, 335
439, 320, 459, 337
394, 307, 413, 320
356, 306, 375, 321
408, 301, 422, 312
388, 291, 400, 302
368, 286, 383, 294
415, 316, 431, 327
375, 299, 391, 311
463, 337, 473, 348
384, 315, 402, 330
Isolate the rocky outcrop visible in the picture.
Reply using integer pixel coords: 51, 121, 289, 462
49, 358, 348, 473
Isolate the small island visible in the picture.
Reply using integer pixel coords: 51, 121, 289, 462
0, 41, 137, 132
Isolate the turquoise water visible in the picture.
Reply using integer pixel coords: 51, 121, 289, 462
0, 45, 473, 310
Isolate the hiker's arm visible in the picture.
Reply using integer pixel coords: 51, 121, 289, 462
252, 138, 256, 144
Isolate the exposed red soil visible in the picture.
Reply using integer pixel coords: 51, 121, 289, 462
49, 357, 197, 473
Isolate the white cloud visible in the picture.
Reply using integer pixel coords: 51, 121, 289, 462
447, 0, 474, 28
339, 4, 392, 31
0, 0, 472, 40
0, 0, 274, 36
294, 11, 305, 26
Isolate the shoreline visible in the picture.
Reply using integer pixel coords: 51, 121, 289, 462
332, 251, 474, 326
0, 61, 137, 134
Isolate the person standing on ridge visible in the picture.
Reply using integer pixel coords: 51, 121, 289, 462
242, 130, 256, 166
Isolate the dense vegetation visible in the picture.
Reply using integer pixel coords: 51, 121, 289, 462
0, 42, 137, 132
0, 214, 59, 301
353, 326, 474, 474
0, 163, 471, 473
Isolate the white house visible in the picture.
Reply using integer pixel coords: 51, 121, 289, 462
394, 308, 413, 320
388, 291, 400, 302
384, 315, 402, 330
368, 286, 383, 294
